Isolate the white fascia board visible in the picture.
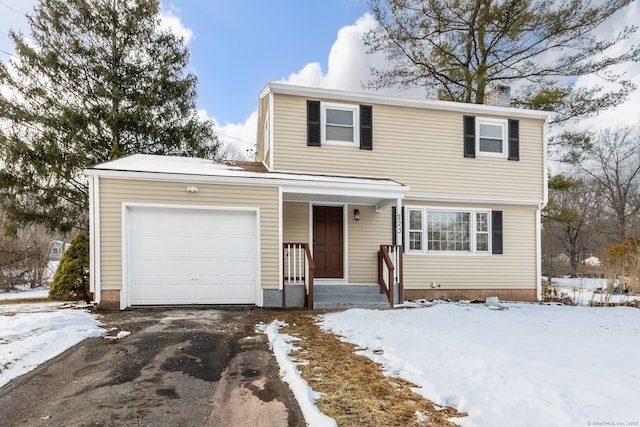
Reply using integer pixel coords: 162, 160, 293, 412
264, 82, 552, 121
83, 169, 409, 205
406, 194, 543, 206
282, 186, 405, 201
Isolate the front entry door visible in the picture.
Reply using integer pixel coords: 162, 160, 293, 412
313, 206, 344, 278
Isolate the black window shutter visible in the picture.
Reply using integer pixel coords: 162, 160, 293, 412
492, 210, 503, 254
463, 115, 476, 158
360, 105, 373, 150
307, 100, 321, 147
508, 119, 519, 161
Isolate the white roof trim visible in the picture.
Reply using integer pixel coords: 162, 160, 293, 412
260, 82, 551, 121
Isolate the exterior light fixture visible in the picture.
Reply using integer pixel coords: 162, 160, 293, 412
186, 186, 199, 193
354, 208, 360, 221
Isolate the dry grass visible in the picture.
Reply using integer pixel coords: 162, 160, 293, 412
277, 311, 466, 427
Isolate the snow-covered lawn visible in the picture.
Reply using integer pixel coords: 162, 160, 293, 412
313, 303, 640, 427
0, 302, 103, 388
548, 276, 640, 306
0, 288, 49, 301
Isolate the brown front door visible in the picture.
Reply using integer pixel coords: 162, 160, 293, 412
313, 206, 344, 278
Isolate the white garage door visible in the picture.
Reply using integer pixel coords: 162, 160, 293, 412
126, 206, 257, 305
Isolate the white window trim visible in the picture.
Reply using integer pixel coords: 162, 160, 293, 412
474, 211, 490, 254
408, 208, 424, 252
476, 117, 507, 158
405, 206, 492, 256
321, 102, 359, 147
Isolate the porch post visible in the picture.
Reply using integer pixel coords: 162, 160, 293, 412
395, 198, 402, 247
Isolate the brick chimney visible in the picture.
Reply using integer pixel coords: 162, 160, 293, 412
484, 85, 511, 107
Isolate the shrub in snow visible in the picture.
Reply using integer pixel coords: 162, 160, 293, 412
49, 233, 91, 303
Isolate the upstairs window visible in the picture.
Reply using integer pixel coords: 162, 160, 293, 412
307, 101, 372, 150
477, 118, 507, 157
322, 103, 359, 146
464, 115, 519, 160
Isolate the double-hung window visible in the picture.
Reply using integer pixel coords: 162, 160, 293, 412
477, 118, 507, 157
407, 208, 492, 255
409, 209, 423, 251
475, 212, 489, 252
321, 102, 359, 146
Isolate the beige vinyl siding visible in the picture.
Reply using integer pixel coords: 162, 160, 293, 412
283, 202, 309, 243
347, 205, 393, 283
98, 178, 280, 291
403, 202, 537, 290
272, 94, 544, 201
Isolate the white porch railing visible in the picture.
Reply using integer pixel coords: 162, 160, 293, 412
283, 243, 315, 308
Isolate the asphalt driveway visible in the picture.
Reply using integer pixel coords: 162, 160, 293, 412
0, 307, 304, 427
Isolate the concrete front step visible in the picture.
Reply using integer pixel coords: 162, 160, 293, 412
312, 284, 391, 310
313, 284, 381, 295
313, 302, 390, 310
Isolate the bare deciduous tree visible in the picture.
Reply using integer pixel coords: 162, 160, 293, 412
568, 127, 640, 243
544, 175, 598, 277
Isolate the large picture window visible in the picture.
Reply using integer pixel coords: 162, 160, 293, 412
407, 207, 492, 255
427, 211, 470, 251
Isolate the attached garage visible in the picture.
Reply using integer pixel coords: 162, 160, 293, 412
85, 154, 406, 309
123, 205, 259, 306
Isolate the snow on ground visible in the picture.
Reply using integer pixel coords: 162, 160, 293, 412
0, 302, 103, 388
262, 321, 337, 427
548, 276, 640, 306
0, 288, 49, 301
0, 260, 59, 301
320, 303, 640, 427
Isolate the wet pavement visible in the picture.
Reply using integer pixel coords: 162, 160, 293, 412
0, 307, 304, 427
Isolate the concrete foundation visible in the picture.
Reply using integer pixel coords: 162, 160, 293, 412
284, 284, 305, 308
404, 288, 537, 302
262, 289, 283, 308
262, 285, 306, 308
97, 290, 121, 310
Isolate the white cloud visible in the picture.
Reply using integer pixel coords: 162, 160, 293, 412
213, 111, 259, 161
281, 14, 380, 91
280, 13, 424, 98
158, 10, 194, 44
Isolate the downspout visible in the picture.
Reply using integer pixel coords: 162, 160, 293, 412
537, 119, 550, 301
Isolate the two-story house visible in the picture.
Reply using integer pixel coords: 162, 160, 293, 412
85, 83, 549, 309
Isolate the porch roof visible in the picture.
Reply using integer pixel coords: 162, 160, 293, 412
85, 154, 408, 210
